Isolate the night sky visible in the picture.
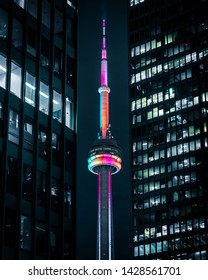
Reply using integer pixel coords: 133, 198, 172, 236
76, 0, 131, 259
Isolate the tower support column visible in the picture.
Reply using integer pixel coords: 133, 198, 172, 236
97, 166, 114, 260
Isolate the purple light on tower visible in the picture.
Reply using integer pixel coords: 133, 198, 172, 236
88, 20, 122, 260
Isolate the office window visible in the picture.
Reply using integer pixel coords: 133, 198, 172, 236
0, 8, 8, 40
37, 171, 46, 207
42, 0, 50, 29
64, 185, 72, 217
28, 0, 37, 18
67, 56, 75, 87
7, 156, 18, 194
13, 0, 25, 8
10, 62, 22, 98
55, 8, 63, 37
53, 90, 62, 123
41, 36, 50, 70
8, 109, 19, 144
65, 97, 74, 130
12, 19, 23, 50
39, 81, 49, 115
54, 47, 62, 77
27, 26, 37, 58
25, 71, 36, 106
51, 178, 59, 212
38, 127, 47, 158
4, 208, 16, 247
20, 216, 31, 251
0, 102, 3, 136
67, 17, 76, 47
52, 132, 60, 165
24, 117, 33, 151
22, 164, 32, 201
65, 140, 74, 172
0, 53, 7, 89
35, 224, 46, 257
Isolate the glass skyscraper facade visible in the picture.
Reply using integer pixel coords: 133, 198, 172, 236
0, 0, 77, 259
129, 0, 208, 259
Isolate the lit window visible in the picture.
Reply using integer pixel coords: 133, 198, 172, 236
0, 54, 7, 89
65, 97, 74, 130
25, 72, 36, 106
10, 62, 22, 98
39, 81, 49, 115
53, 90, 62, 123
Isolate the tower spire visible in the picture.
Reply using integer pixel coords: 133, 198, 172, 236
99, 19, 111, 139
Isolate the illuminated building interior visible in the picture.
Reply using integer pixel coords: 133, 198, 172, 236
0, 0, 77, 259
129, 0, 208, 259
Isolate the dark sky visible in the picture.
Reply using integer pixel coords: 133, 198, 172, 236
76, 0, 131, 259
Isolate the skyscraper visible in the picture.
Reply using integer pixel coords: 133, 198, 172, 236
0, 0, 77, 259
129, 0, 208, 259
88, 20, 122, 260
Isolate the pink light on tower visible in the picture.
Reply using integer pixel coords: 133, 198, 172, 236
88, 20, 122, 260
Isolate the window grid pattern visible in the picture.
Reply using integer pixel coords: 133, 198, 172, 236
130, 0, 208, 260
0, 0, 77, 260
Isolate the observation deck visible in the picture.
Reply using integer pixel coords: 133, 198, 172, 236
88, 139, 122, 175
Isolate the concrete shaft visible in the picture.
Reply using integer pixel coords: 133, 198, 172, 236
96, 166, 114, 260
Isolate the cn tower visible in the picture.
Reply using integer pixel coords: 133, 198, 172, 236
88, 20, 122, 260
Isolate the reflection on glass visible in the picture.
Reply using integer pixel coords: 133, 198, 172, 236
53, 90, 62, 123
0, 54, 7, 89
25, 71, 36, 106
10, 62, 22, 98
39, 81, 49, 115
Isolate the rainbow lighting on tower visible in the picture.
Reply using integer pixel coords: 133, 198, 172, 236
88, 19, 122, 260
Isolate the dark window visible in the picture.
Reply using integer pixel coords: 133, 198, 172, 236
65, 140, 74, 172
52, 132, 60, 165
22, 164, 33, 201
35, 224, 46, 257
67, 56, 75, 87
38, 127, 47, 158
20, 216, 31, 251
27, 26, 37, 58
41, 36, 50, 70
0, 102, 3, 136
42, 0, 51, 29
28, 0, 37, 19
54, 47, 62, 78
51, 177, 59, 212
0, 8, 8, 41
7, 156, 18, 194
24, 117, 33, 151
64, 185, 72, 217
4, 208, 16, 247
12, 18, 23, 50
55, 8, 63, 38
37, 171, 46, 207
